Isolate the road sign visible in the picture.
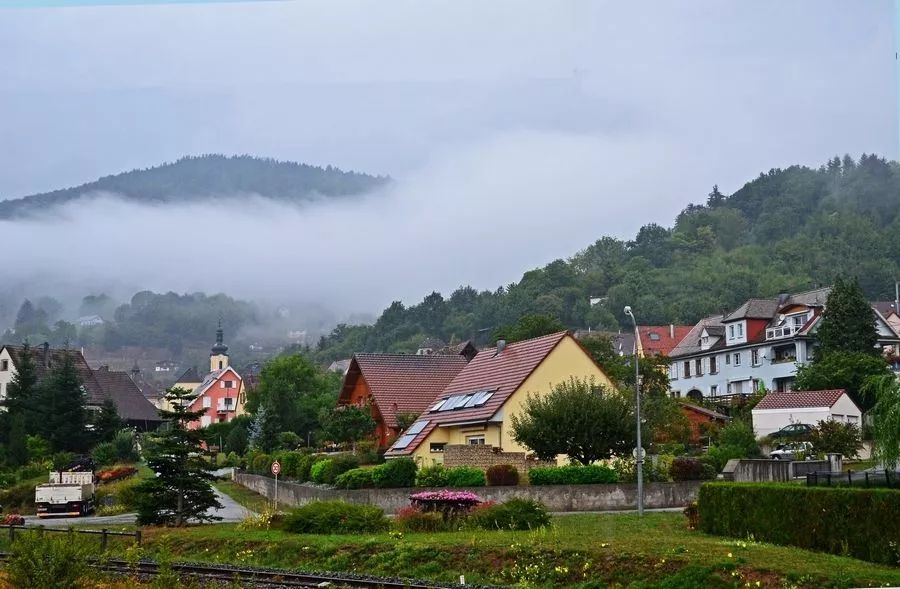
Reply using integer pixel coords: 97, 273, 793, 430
271, 461, 281, 476
632, 447, 646, 460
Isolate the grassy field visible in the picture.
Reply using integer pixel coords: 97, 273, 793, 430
135, 512, 900, 588
212, 479, 270, 513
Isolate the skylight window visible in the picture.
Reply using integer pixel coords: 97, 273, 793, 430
392, 433, 417, 450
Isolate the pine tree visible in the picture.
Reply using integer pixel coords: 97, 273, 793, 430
2, 342, 40, 433
248, 403, 279, 452
134, 387, 222, 526
33, 351, 89, 453
816, 276, 878, 356
91, 399, 124, 444
6, 414, 28, 467
706, 184, 725, 206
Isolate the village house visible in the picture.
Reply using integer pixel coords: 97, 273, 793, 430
172, 323, 247, 429
751, 389, 862, 438
337, 351, 470, 448
678, 402, 729, 445
384, 331, 615, 465
667, 287, 900, 400
0, 343, 161, 429
574, 324, 691, 358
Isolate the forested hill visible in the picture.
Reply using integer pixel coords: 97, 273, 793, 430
0, 154, 388, 218
314, 153, 900, 361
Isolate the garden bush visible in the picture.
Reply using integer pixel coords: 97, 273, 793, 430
7, 531, 89, 589
0, 482, 36, 513
394, 506, 451, 532
445, 466, 486, 487
91, 442, 118, 467
334, 467, 375, 489
409, 490, 484, 519
371, 457, 417, 488
309, 459, 332, 483
277, 451, 307, 480
528, 464, 617, 485
250, 453, 273, 476
415, 464, 449, 487
469, 498, 550, 531
669, 457, 712, 481
282, 501, 389, 534
612, 456, 670, 482
320, 454, 360, 484
486, 464, 519, 486
698, 483, 900, 565
112, 430, 139, 462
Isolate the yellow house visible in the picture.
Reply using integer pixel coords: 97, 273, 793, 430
384, 331, 614, 464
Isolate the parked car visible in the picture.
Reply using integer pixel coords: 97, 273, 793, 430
770, 423, 813, 440
770, 441, 813, 461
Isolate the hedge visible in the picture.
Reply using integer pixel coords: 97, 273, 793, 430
528, 464, 617, 485
445, 466, 486, 487
334, 468, 374, 490
698, 483, 900, 565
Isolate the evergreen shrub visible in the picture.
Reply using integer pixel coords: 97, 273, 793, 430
698, 483, 900, 565
282, 501, 389, 534
528, 464, 617, 485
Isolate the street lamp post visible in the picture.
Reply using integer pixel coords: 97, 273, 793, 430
623, 306, 644, 516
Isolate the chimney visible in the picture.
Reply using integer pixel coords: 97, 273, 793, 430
495, 339, 507, 356
669, 324, 674, 339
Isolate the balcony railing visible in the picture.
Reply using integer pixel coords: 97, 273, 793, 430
217, 399, 236, 412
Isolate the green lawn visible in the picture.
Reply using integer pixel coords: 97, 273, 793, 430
137, 512, 900, 588
212, 479, 270, 513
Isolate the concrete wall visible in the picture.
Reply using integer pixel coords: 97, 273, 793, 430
731, 459, 791, 482
235, 473, 700, 514
441, 444, 555, 471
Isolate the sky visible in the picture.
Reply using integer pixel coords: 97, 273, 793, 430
0, 1, 896, 316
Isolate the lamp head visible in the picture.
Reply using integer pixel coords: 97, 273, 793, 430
623, 305, 633, 316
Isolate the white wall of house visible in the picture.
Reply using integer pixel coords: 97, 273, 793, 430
670, 340, 811, 398
751, 407, 830, 438
828, 395, 862, 425
0, 348, 14, 403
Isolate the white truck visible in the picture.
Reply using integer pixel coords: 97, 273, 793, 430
34, 471, 96, 517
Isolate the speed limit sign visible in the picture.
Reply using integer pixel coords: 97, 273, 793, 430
271, 461, 281, 476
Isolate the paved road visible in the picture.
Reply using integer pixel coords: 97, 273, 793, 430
22, 487, 254, 528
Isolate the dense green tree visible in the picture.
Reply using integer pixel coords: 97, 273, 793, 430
1, 342, 40, 435
495, 314, 565, 344
134, 387, 222, 526
225, 424, 249, 455
809, 420, 863, 459
511, 377, 635, 465
869, 375, 900, 469
319, 405, 376, 448
794, 352, 891, 411
815, 276, 878, 356
6, 414, 28, 467
91, 399, 124, 444
32, 352, 89, 453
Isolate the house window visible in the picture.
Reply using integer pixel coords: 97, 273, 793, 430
430, 442, 446, 453
669, 364, 678, 380
467, 435, 485, 445
648, 333, 660, 341
224, 397, 233, 407
203, 396, 211, 409
751, 349, 760, 366
725, 354, 730, 365
683, 361, 691, 378
729, 381, 744, 395
224, 380, 234, 389
737, 323, 743, 337
200, 415, 211, 427
729, 325, 735, 338
791, 313, 807, 330
0, 360, 7, 371
695, 359, 703, 376
847, 415, 859, 424
733, 353, 741, 366
710, 356, 718, 374
832, 414, 844, 422
671, 390, 682, 398
218, 360, 224, 370
710, 385, 718, 397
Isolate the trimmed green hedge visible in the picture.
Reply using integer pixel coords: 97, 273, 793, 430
445, 466, 486, 487
698, 483, 900, 565
528, 464, 617, 485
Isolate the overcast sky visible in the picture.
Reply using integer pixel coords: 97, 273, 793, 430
0, 1, 896, 314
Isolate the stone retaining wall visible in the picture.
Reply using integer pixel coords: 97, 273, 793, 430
234, 473, 701, 514
442, 444, 555, 471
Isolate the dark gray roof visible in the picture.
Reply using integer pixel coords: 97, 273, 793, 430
723, 299, 780, 322
176, 366, 202, 383
2, 344, 107, 405
92, 367, 162, 425
785, 287, 831, 307
668, 315, 725, 358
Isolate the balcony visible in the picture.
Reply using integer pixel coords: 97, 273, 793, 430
765, 326, 795, 340
217, 398, 236, 412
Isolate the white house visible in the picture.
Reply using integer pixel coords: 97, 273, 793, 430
668, 287, 900, 400
751, 389, 862, 438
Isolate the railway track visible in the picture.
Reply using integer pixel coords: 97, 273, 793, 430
0, 553, 489, 588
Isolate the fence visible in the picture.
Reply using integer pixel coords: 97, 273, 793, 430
806, 470, 896, 489
0, 525, 141, 551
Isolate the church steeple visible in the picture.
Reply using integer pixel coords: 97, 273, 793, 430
210, 318, 229, 371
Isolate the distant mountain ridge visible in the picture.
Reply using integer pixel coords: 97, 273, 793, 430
0, 154, 389, 218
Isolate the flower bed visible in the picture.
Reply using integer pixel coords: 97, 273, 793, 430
409, 490, 484, 519
96, 466, 138, 484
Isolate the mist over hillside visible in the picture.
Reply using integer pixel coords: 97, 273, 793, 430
0, 154, 388, 218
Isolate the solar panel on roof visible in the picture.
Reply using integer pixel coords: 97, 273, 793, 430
439, 395, 464, 411
392, 433, 417, 450
406, 420, 428, 435
474, 391, 493, 407
429, 399, 446, 412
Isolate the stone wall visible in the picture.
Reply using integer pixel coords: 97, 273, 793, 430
234, 473, 701, 514
442, 444, 555, 471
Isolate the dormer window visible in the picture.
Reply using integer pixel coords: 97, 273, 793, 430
737, 323, 743, 337
729, 325, 735, 338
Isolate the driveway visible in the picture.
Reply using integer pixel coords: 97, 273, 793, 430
22, 488, 253, 528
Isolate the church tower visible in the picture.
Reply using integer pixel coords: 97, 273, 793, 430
210, 319, 229, 372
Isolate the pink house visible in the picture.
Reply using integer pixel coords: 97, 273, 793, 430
186, 366, 243, 429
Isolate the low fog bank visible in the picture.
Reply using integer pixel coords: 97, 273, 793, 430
0, 131, 707, 320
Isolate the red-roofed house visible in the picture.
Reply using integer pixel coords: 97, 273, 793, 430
637, 325, 693, 357
751, 389, 861, 438
338, 354, 469, 448
384, 331, 615, 464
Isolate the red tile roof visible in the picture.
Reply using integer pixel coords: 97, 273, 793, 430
386, 331, 573, 456
638, 325, 693, 357
339, 354, 469, 429
754, 389, 847, 411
